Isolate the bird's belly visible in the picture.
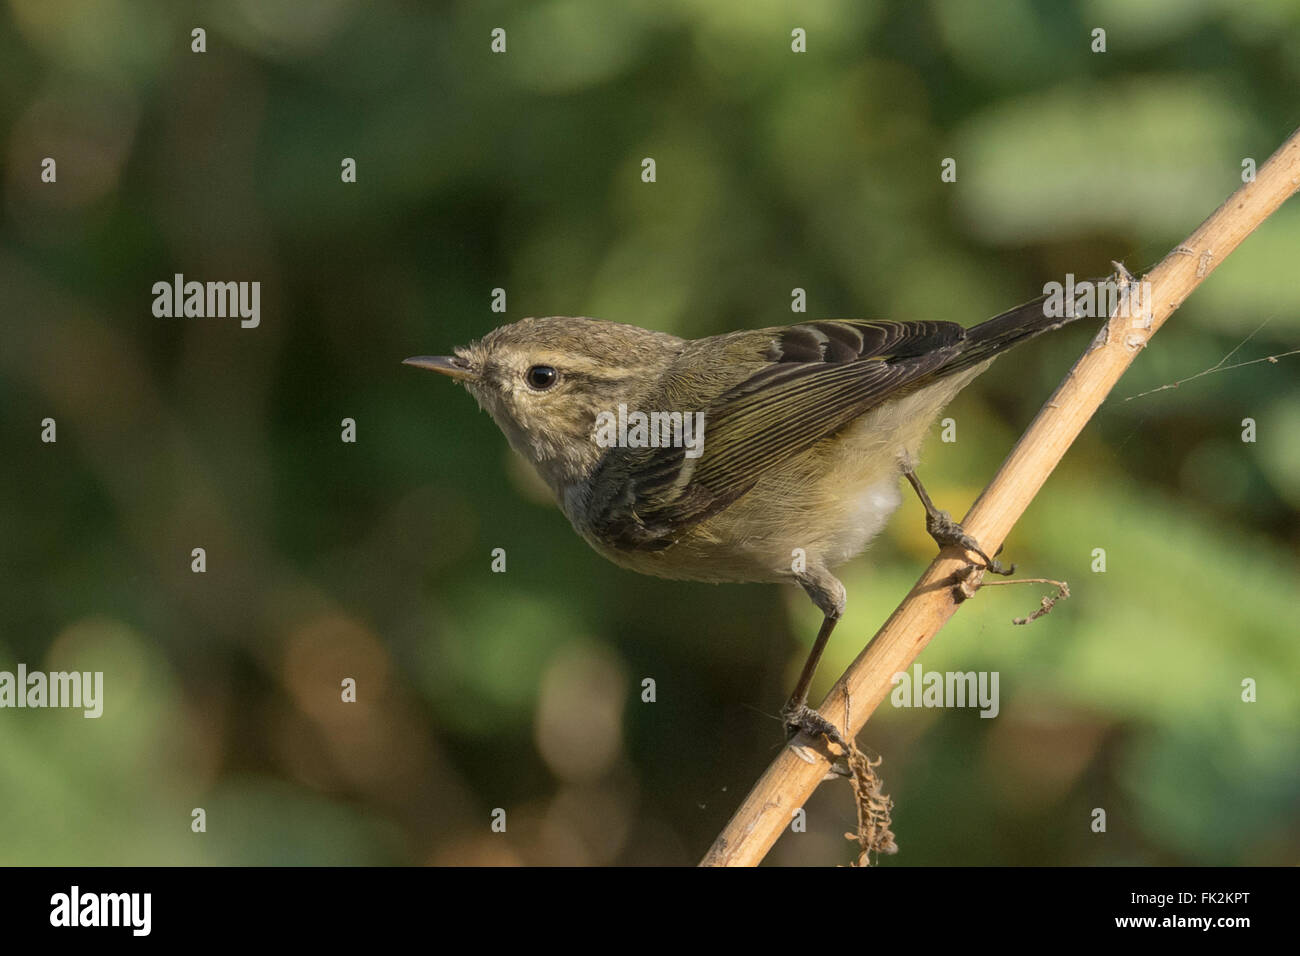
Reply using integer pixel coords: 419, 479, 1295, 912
588, 460, 905, 585
818, 475, 903, 568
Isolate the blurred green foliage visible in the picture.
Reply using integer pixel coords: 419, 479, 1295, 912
0, 0, 1297, 865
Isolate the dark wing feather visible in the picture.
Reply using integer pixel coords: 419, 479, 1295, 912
584, 319, 967, 551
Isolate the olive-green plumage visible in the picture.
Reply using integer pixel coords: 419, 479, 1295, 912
406, 293, 1081, 728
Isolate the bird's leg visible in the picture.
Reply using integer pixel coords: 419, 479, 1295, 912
902, 467, 1015, 575
782, 569, 848, 749
782, 615, 844, 744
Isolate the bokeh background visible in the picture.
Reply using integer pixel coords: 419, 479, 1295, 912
1, 0, 1297, 866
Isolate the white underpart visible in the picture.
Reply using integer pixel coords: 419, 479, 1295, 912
822, 476, 902, 568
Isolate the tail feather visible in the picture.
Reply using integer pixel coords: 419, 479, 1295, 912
939, 276, 1111, 376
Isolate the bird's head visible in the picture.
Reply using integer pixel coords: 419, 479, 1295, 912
406, 316, 684, 486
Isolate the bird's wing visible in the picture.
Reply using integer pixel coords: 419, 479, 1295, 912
584, 319, 969, 551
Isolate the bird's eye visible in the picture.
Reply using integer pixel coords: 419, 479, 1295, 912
525, 365, 558, 390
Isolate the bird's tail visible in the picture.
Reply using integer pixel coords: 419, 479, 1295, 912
939, 272, 1120, 375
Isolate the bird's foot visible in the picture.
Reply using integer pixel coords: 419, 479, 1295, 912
782, 701, 848, 751
925, 509, 1015, 576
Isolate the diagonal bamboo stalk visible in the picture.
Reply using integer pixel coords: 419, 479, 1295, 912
701, 126, 1300, 867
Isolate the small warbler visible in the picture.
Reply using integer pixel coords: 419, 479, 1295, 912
406, 291, 1086, 739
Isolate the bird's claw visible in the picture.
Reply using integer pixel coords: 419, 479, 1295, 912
782, 701, 848, 751
925, 510, 1015, 575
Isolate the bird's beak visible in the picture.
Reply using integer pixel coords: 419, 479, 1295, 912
403, 355, 477, 382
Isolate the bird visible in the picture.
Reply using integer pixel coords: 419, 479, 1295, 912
405, 290, 1087, 740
